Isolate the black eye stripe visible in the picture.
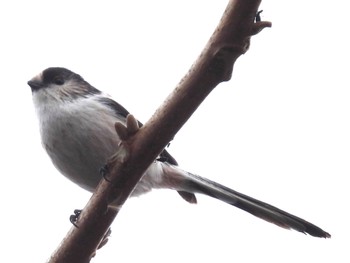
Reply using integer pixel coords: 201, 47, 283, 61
53, 76, 65, 85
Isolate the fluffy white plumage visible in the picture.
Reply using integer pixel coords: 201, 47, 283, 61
28, 67, 331, 238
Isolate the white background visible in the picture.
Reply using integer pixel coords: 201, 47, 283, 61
0, 1, 348, 262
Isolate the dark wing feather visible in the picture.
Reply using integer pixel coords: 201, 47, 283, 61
97, 97, 132, 120
97, 96, 178, 165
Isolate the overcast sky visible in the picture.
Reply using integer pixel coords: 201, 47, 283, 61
0, 1, 348, 262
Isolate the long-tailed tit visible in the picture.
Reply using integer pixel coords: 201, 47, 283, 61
28, 67, 330, 238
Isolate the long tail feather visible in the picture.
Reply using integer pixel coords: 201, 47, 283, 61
181, 172, 330, 238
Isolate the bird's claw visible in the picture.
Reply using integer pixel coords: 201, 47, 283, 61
100, 164, 111, 182
69, 209, 82, 227
255, 10, 263, 22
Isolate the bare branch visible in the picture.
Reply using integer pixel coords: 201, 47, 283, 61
48, 1, 271, 262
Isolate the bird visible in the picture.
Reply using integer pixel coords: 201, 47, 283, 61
28, 67, 330, 238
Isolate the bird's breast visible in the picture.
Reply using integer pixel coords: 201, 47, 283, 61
39, 101, 120, 191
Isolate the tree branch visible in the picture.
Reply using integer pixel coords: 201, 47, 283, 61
48, 1, 271, 262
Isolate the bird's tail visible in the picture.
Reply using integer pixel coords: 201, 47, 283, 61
166, 165, 331, 238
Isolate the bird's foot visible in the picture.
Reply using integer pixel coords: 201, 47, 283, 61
100, 164, 111, 182
69, 209, 82, 227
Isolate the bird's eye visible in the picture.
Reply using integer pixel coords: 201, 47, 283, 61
53, 77, 64, 85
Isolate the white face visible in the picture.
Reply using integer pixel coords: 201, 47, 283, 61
31, 78, 76, 106
30, 74, 54, 102
29, 67, 96, 109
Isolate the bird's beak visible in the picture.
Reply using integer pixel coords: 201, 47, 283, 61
28, 79, 44, 92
